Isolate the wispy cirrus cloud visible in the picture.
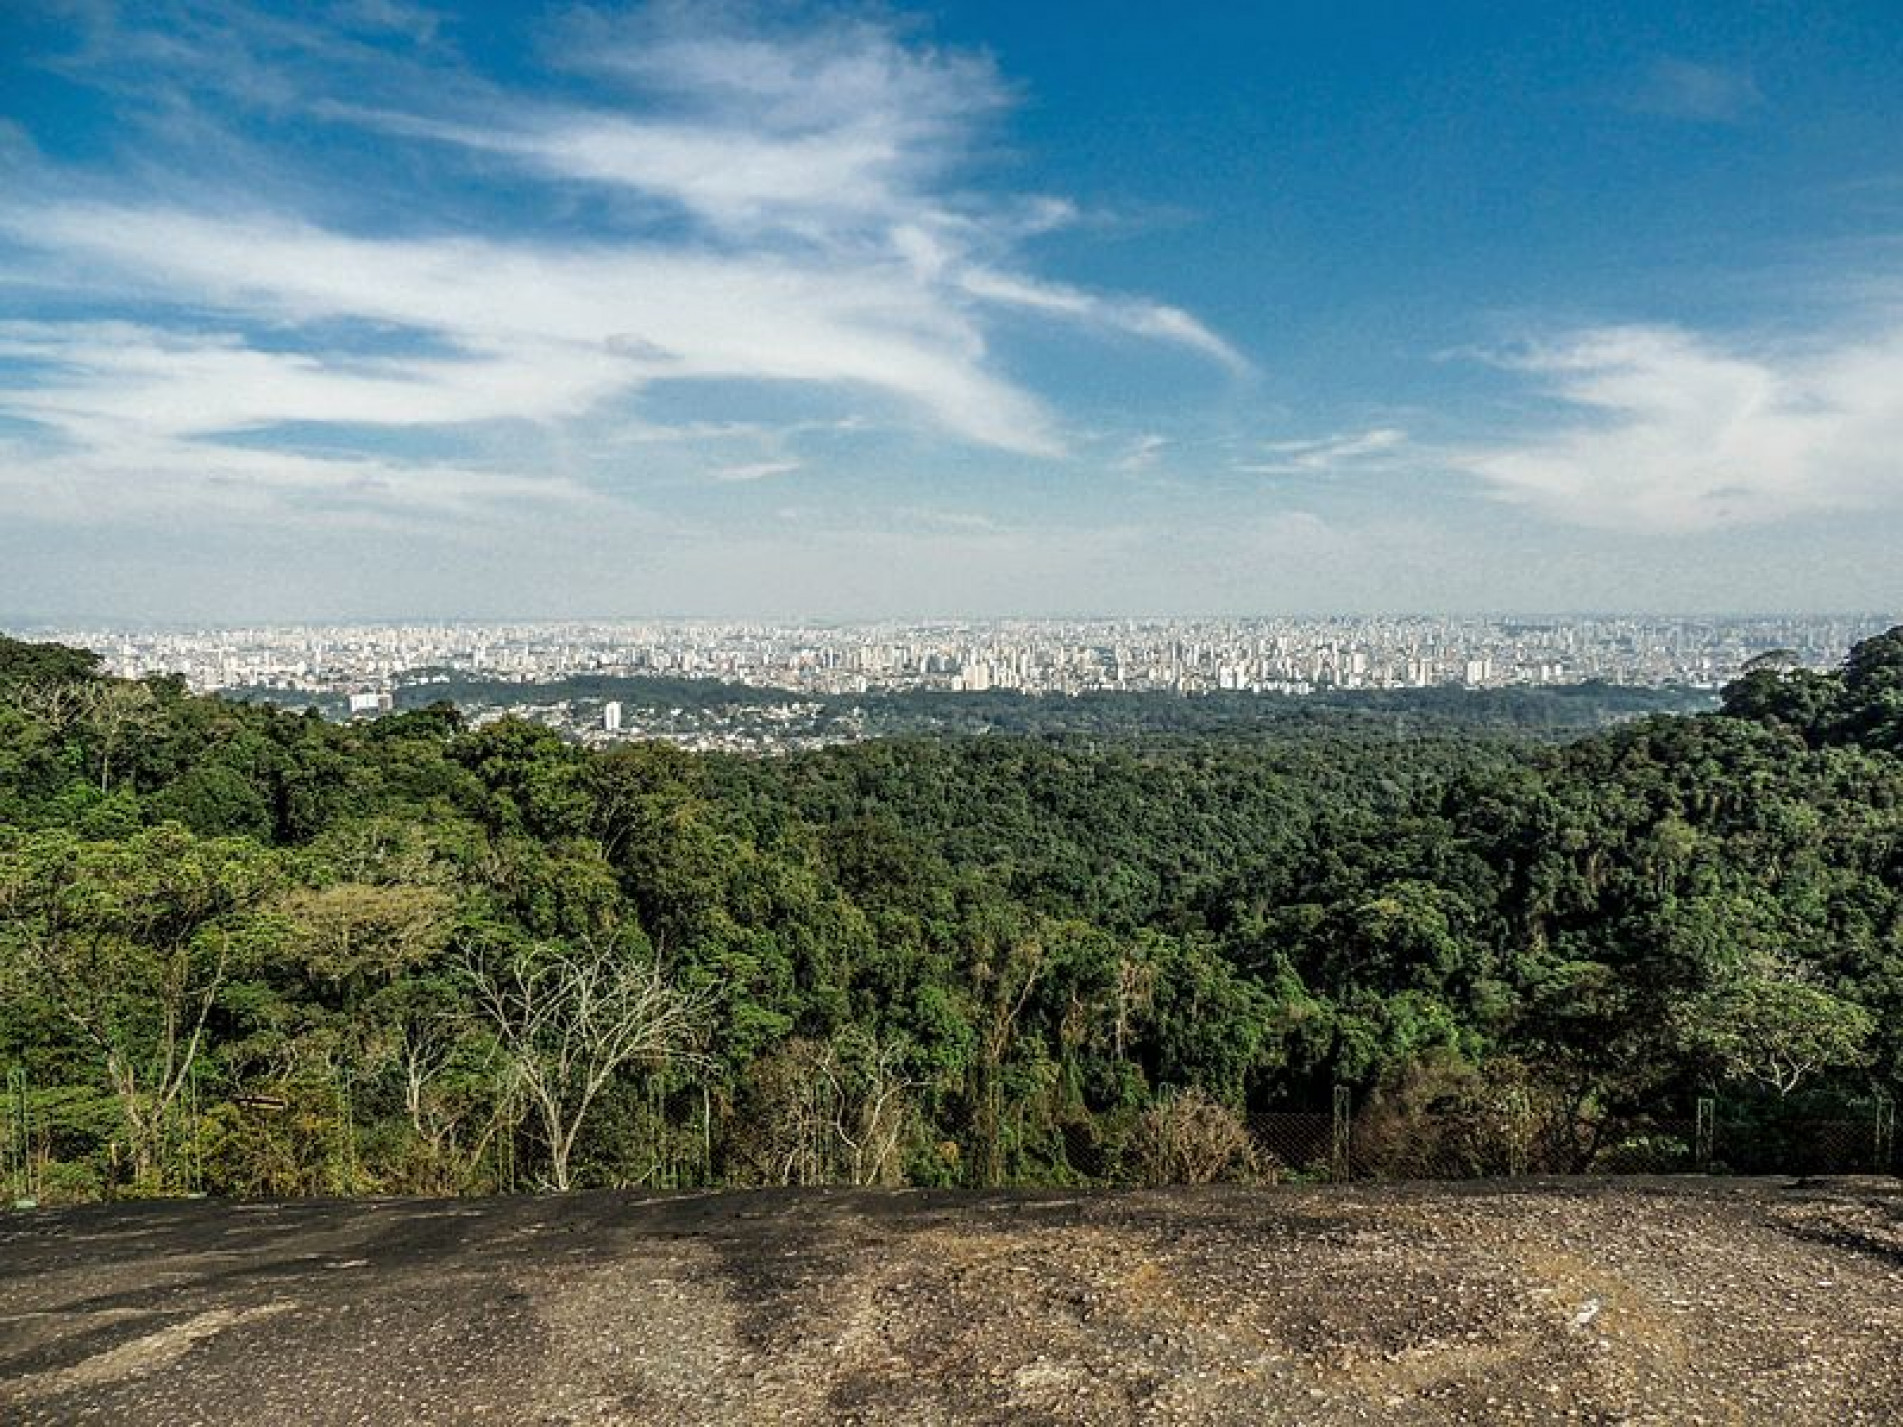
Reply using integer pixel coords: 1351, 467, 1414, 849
710, 459, 801, 483
1624, 58, 1763, 124
1237, 426, 1409, 476
0, 2, 1239, 526
339, 2, 1006, 240
1111, 433, 1170, 473
1453, 319, 1903, 531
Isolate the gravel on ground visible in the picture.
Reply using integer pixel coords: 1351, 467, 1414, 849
4, 1176, 1903, 1425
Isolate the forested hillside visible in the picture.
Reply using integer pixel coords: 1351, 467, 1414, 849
227, 666, 1710, 740
2, 630, 1900, 1201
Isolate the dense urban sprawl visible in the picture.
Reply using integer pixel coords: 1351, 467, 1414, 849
27, 615, 1883, 754
47, 614, 1891, 699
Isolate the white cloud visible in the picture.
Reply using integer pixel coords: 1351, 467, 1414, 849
1455, 322, 1903, 531
1238, 426, 1409, 475
0, 3, 1238, 527
0, 320, 623, 436
1113, 433, 1170, 472
385, 7, 1009, 241
331, 0, 446, 45
955, 267, 1244, 370
333, 103, 922, 236
710, 459, 801, 483
0, 423, 592, 527
6, 201, 1067, 455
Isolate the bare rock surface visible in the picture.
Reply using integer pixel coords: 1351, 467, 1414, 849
5, 1177, 1903, 1424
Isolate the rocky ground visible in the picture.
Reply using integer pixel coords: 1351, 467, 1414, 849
4, 1177, 1903, 1424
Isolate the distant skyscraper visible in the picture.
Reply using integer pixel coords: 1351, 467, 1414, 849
603, 701, 623, 733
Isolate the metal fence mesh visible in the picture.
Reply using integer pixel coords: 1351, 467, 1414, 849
1245, 1113, 1338, 1180
1244, 1095, 1896, 1184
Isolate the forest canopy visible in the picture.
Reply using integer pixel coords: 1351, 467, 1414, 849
2, 630, 1899, 1201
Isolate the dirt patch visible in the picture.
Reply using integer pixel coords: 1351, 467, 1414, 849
4, 1179, 1903, 1424
11, 1302, 297, 1400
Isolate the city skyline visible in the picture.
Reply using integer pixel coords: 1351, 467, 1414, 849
53, 611, 1891, 688
5, 2, 1903, 618
47, 610, 1888, 752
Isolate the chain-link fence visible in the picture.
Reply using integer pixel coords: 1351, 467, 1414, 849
1245, 1111, 1340, 1180
1247, 1092, 1898, 1183
1706, 1100, 1895, 1176
3, 1066, 31, 1206
11, 1053, 1896, 1200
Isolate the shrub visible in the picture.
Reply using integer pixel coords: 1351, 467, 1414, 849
1126, 1088, 1263, 1185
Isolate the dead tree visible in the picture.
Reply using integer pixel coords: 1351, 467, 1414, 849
464, 936, 707, 1191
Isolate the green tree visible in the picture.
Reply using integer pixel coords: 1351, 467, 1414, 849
0, 825, 282, 1187
1678, 954, 1875, 1097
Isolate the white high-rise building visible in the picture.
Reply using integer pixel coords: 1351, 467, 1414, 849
603, 701, 623, 733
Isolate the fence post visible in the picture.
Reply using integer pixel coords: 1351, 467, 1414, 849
496, 1081, 516, 1195
4, 1066, 26, 1204
701, 1084, 714, 1189
1331, 1084, 1352, 1182
186, 1061, 203, 1194
337, 1065, 358, 1195
1875, 1097, 1895, 1175
1695, 1097, 1715, 1174
1506, 1090, 1530, 1178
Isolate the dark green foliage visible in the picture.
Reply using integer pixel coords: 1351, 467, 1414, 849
0, 628, 1899, 1198
240, 668, 1711, 740
1721, 626, 1903, 753
0, 635, 103, 689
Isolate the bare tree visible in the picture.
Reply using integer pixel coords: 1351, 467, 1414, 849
11, 679, 89, 735
79, 681, 158, 795
968, 925, 1045, 1186
754, 1030, 920, 1187
384, 1013, 516, 1194
13, 680, 161, 793
831, 1030, 918, 1186
464, 936, 708, 1191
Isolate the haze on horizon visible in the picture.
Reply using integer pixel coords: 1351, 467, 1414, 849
3, 1, 1902, 622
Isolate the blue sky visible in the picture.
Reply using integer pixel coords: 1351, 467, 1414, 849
3, 0, 1902, 619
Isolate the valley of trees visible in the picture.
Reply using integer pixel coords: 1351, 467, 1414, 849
232, 665, 1712, 739
2, 630, 1900, 1201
